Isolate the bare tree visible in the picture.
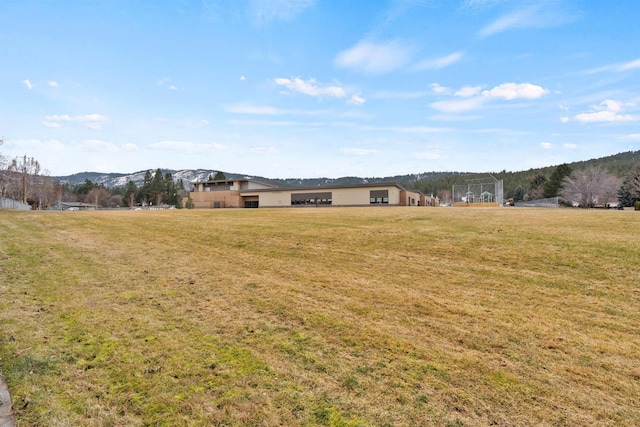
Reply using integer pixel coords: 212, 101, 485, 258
86, 187, 110, 207
561, 166, 621, 208
7, 155, 41, 204
437, 189, 452, 205
108, 194, 123, 208
0, 138, 9, 198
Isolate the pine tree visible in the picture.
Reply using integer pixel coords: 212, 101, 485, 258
543, 163, 572, 198
163, 172, 181, 207
617, 164, 640, 207
124, 180, 137, 207
150, 169, 166, 205
513, 186, 525, 202
214, 171, 226, 180
185, 196, 195, 209
138, 170, 153, 205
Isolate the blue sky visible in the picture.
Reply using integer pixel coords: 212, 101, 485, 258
1, 0, 639, 178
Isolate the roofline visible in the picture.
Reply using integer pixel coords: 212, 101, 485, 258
239, 182, 422, 194
191, 178, 278, 188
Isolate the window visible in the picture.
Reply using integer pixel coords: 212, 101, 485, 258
291, 192, 332, 206
245, 201, 259, 208
370, 190, 389, 204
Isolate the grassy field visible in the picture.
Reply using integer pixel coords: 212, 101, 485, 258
0, 207, 638, 426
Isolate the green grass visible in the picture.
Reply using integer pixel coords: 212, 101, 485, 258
0, 207, 639, 426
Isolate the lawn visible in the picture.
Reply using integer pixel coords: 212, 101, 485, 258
0, 207, 638, 426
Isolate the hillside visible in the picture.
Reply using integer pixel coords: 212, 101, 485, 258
53, 150, 639, 196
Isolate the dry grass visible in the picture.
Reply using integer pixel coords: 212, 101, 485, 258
0, 207, 638, 426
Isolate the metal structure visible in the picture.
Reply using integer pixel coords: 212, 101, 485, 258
514, 197, 559, 208
0, 197, 31, 210
452, 174, 504, 207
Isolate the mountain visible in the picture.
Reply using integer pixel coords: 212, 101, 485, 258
53, 150, 639, 193
53, 169, 460, 190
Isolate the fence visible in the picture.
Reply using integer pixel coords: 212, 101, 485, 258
514, 197, 559, 208
0, 198, 31, 210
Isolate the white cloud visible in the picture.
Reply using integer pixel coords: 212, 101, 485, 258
169, 85, 178, 90
414, 51, 463, 70
48, 81, 58, 87
601, 99, 622, 112
275, 77, 346, 99
429, 83, 449, 94
540, 142, 553, 149
122, 143, 139, 152
585, 58, 640, 74
574, 111, 637, 123
563, 143, 578, 149
574, 100, 638, 123
240, 75, 246, 81
430, 97, 487, 113
560, 116, 570, 123
429, 82, 547, 115
42, 114, 109, 129
22, 79, 34, 90
617, 59, 640, 71
44, 114, 72, 122
455, 85, 483, 97
149, 140, 227, 154
621, 133, 640, 141
482, 83, 548, 100
334, 39, 412, 75
347, 95, 366, 106
249, 0, 315, 27
478, 3, 573, 38
157, 77, 171, 86
340, 148, 378, 156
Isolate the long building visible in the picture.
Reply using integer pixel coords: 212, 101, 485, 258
188, 178, 438, 208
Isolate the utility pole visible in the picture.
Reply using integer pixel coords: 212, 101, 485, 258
22, 155, 27, 204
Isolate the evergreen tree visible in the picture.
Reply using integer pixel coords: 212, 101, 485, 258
527, 174, 547, 200
124, 180, 137, 207
617, 164, 640, 207
543, 163, 572, 198
185, 196, 195, 209
138, 170, 153, 205
150, 168, 166, 205
513, 186, 525, 202
75, 179, 96, 195
163, 172, 182, 207
214, 171, 226, 180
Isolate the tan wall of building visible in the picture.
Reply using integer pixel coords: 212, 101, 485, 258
400, 190, 422, 206
189, 190, 243, 208
243, 185, 405, 207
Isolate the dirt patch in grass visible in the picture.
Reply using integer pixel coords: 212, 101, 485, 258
0, 208, 638, 426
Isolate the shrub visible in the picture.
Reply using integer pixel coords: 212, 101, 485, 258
634, 201, 640, 211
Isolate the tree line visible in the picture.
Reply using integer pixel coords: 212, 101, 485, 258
2, 138, 639, 209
